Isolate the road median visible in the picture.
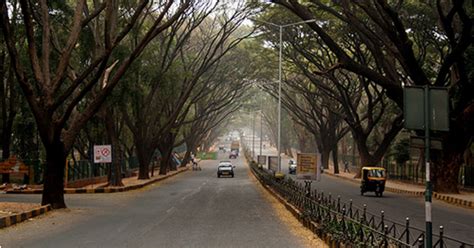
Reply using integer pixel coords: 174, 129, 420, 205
5, 166, 189, 195
0, 204, 51, 229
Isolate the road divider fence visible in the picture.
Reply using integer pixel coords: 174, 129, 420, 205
244, 147, 473, 248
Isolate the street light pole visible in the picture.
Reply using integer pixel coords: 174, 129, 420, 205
253, 18, 317, 174
277, 25, 282, 173
260, 110, 263, 157
252, 112, 255, 160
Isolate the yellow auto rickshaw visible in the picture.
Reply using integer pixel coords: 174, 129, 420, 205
360, 167, 386, 197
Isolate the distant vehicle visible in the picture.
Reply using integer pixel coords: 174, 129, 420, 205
229, 150, 238, 159
217, 161, 235, 178
360, 166, 386, 197
230, 141, 240, 155
288, 159, 297, 174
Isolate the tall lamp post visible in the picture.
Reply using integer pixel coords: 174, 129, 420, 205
256, 19, 317, 174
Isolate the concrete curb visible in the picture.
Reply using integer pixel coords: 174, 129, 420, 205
0, 204, 51, 229
433, 192, 474, 209
326, 172, 474, 209
5, 167, 189, 195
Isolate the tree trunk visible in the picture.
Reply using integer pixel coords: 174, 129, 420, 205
1, 73, 15, 183
158, 143, 173, 175
321, 149, 330, 170
159, 150, 171, 175
181, 149, 192, 167
332, 143, 339, 174
104, 109, 123, 186
41, 141, 67, 209
432, 142, 463, 193
136, 143, 151, 180
1, 131, 11, 183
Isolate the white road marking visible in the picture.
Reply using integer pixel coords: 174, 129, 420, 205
166, 206, 176, 214
449, 221, 473, 229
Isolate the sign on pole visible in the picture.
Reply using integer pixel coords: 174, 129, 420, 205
257, 155, 267, 166
403, 85, 449, 248
268, 156, 279, 172
94, 145, 112, 163
404, 86, 449, 131
296, 153, 321, 181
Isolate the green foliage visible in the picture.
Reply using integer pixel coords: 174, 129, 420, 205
12, 105, 39, 160
392, 138, 410, 166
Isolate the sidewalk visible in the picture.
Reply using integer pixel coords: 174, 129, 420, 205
325, 164, 474, 209
243, 140, 474, 210
1, 166, 189, 229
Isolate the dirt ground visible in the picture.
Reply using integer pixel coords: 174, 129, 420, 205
0, 167, 189, 219
0, 202, 41, 218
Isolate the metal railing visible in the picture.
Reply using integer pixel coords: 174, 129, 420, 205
248, 160, 474, 248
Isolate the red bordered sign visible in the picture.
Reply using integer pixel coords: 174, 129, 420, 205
94, 145, 112, 163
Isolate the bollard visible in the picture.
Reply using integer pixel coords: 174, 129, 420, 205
362, 204, 367, 223
337, 195, 341, 212
304, 180, 312, 198
380, 211, 385, 230
349, 199, 353, 218
384, 225, 389, 248
418, 237, 424, 248
406, 217, 410, 245
341, 207, 346, 233
439, 225, 444, 248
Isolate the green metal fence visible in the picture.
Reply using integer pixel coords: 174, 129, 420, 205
247, 151, 473, 247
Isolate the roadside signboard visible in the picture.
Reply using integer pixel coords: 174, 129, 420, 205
268, 156, 279, 171
404, 86, 449, 131
403, 85, 449, 247
297, 153, 321, 181
94, 145, 112, 163
257, 155, 267, 165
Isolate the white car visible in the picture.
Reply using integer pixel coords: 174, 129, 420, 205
288, 159, 297, 174
217, 161, 235, 178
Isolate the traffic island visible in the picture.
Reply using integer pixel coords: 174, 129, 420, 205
4, 166, 189, 194
0, 203, 51, 229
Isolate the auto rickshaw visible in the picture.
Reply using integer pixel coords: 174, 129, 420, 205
360, 167, 386, 197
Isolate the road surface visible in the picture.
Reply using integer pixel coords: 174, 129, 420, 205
242, 137, 474, 245
0, 153, 313, 248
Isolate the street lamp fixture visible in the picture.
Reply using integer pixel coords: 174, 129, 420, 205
254, 18, 317, 174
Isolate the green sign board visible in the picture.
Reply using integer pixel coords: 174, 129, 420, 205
257, 155, 267, 165
403, 86, 449, 131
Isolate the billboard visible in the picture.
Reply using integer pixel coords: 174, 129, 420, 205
268, 156, 279, 172
257, 155, 267, 165
297, 153, 321, 180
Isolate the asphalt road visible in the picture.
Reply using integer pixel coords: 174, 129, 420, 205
242, 138, 474, 245
0, 153, 308, 248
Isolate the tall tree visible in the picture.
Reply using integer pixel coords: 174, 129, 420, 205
271, 0, 473, 192
0, 0, 190, 208
122, 2, 255, 178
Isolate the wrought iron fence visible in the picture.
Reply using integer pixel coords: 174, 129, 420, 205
249, 162, 474, 248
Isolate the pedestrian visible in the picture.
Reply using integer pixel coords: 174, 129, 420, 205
190, 153, 197, 170
343, 161, 350, 173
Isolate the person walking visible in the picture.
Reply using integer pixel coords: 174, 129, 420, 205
191, 153, 197, 170
343, 161, 350, 173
